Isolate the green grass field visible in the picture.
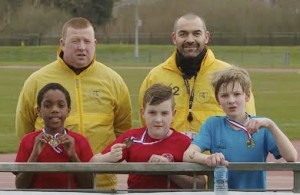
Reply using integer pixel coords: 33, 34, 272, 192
0, 45, 299, 153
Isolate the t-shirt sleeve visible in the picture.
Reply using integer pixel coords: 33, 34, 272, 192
14, 136, 33, 175
15, 136, 33, 163
192, 118, 212, 152
77, 137, 94, 162
265, 128, 281, 160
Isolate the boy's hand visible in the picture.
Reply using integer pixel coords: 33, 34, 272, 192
57, 134, 76, 158
31, 133, 51, 160
148, 154, 170, 162
244, 118, 273, 134
109, 143, 126, 162
206, 152, 228, 167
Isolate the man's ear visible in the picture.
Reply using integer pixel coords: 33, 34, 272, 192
171, 32, 176, 45
59, 38, 65, 48
205, 31, 210, 45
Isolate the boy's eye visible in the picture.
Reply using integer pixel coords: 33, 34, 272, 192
42, 102, 51, 108
58, 103, 66, 108
44, 104, 51, 108
220, 94, 228, 98
234, 92, 242, 96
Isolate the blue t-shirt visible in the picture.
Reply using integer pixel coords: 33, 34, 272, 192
192, 116, 281, 190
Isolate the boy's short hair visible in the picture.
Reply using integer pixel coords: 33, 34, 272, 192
143, 84, 175, 109
211, 66, 252, 101
37, 83, 71, 109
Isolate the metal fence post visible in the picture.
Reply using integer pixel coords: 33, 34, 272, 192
294, 170, 300, 193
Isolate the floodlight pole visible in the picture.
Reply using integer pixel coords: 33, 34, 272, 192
134, 0, 140, 62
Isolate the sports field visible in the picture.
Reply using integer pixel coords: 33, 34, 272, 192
0, 45, 299, 153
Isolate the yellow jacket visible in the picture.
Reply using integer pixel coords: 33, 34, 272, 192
16, 49, 132, 189
139, 48, 255, 134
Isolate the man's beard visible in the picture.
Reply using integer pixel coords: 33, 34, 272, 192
176, 47, 207, 79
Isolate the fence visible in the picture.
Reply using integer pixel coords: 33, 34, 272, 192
0, 162, 299, 193
1, 32, 300, 46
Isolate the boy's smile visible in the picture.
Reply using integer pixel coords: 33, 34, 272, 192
38, 89, 70, 134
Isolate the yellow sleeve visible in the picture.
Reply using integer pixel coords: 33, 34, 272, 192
15, 78, 38, 140
138, 76, 150, 126
113, 77, 132, 137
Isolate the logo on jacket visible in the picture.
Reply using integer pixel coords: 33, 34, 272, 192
196, 90, 210, 103
92, 89, 101, 97
90, 88, 102, 101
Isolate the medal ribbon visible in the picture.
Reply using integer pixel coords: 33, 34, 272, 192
226, 118, 252, 140
129, 129, 172, 145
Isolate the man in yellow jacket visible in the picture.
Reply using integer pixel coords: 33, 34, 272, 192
139, 13, 255, 139
16, 17, 132, 190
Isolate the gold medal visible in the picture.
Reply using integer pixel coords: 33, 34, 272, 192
48, 137, 59, 148
123, 138, 133, 148
246, 138, 255, 148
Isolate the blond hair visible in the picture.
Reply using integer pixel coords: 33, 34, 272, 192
211, 66, 252, 102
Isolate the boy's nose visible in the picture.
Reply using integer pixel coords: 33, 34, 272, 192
228, 95, 235, 103
51, 105, 59, 112
154, 115, 163, 122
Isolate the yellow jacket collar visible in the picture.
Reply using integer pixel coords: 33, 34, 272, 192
162, 46, 215, 74
56, 47, 96, 71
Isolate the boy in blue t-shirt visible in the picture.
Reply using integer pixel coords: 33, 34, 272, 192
183, 66, 297, 190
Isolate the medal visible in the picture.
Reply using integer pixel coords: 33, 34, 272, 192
227, 115, 255, 148
123, 137, 134, 148
48, 137, 59, 147
42, 129, 65, 153
246, 138, 255, 148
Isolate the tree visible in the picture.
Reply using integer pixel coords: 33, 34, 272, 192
43, 0, 116, 26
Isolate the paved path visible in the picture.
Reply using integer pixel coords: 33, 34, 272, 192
1, 141, 299, 190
